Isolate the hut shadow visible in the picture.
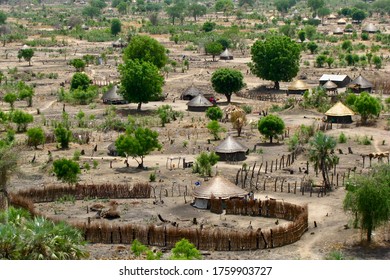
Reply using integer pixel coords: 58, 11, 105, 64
255, 142, 284, 147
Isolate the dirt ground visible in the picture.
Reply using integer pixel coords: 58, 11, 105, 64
1, 17, 390, 260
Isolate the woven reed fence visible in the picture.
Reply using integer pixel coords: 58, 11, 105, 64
10, 184, 308, 251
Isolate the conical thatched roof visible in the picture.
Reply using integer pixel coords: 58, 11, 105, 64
363, 23, 378, 33
325, 102, 354, 116
322, 80, 338, 90
337, 18, 347, 24
182, 85, 202, 99
112, 38, 127, 48
102, 85, 125, 103
215, 135, 248, 154
220, 49, 233, 60
187, 94, 213, 107
328, 14, 337, 19
288, 80, 310, 91
333, 27, 344, 34
348, 75, 373, 89
193, 176, 248, 199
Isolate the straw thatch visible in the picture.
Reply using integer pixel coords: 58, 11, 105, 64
215, 135, 248, 161
322, 80, 338, 90
337, 18, 347, 25
333, 27, 344, 35
325, 102, 354, 123
181, 85, 202, 100
328, 14, 337, 19
187, 94, 213, 112
347, 75, 373, 93
219, 49, 233, 60
362, 23, 378, 33
102, 85, 127, 104
193, 176, 248, 200
112, 38, 127, 48
287, 80, 310, 94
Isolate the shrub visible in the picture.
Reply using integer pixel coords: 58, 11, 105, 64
338, 132, 347, 143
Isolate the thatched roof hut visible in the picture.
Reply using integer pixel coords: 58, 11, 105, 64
107, 142, 118, 156
362, 23, 378, 33
333, 27, 344, 35
219, 49, 233, 60
112, 38, 127, 48
325, 102, 354, 123
215, 135, 249, 162
337, 18, 347, 25
181, 85, 202, 100
187, 94, 213, 112
347, 75, 373, 93
192, 176, 248, 209
322, 80, 338, 94
287, 80, 310, 94
102, 85, 127, 104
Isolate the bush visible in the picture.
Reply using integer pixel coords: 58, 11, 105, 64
338, 132, 347, 143
205, 107, 223, 121
169, 238, 202, 260
52, 158, 80, 185
26, 127, 45, 149
241, 105, 252, 114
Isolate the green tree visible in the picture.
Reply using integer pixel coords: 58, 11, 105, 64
17, 82, 34, 107
344, 164, 390, 242
26, 127, 45, 149
117, 1, 128, 14
111, 18, 122, 36
52, 158, 80, 186
0, 10, 7, 24
188, 2, 206, 22
211, 68, 245, 103
119, 59, 164, 111
166, 0, 186, 25
18, 48, 34, 66
307, 0, 325, 13
202, 21, 216, 32
0, 207, 88, 259
10, 110, 33, 132
298, 30, 306, 42
308, 131, 338, 190
250, 35, 301, 90
206, 107, 223, 121
193, 151, 219, 177
257, 114, 285, 143
372, 55, 382, 69
54, 124, 72, 149
205, 41, 223, 62
274, 0, 293, 14
207, 120, 225, 140
215, 0, 234, 20
115, 126, 162, 169
316, 54, 327, 67
354, 92, 381, 125
70, 87, 98, 105
169, 238, 202, 260
123, 35, 167, 69
0, 144, 17, 210
157, 104, 175, 127
341, 40, 352, 52
70, 72, 91, 91
307, 41, 318, 54
3, 93, 18, 110
82, 5, 101, 19
70, 58, 86, 72
351, 9, 366, 23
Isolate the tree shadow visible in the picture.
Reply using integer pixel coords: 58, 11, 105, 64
115, 108, 157, 117
114, 166, 145, 174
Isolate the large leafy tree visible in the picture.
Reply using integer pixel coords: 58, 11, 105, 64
70, 72, 91, 91
111, 18, 122, 36
166, 0, 186, 24
0, 207, 88, 259
250, 35, 300, 90
82, 5, 101, 19
115, 126, 162, 169
18, 48, 34, 66
53, 158, 81, 186
344, 164, 390, 242
119, 59, 164, 111
187, 2, 206, 22
354, 92, 381, 125
257, 114, 285, 143
307, 0, 325, 13
308, 131, 338, 190
211, 68, 244, 103
215, 0, 234, 20
123, 35, 167, 69
205, 41, 223, 62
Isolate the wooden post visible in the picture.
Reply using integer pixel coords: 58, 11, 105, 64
294, 181, 297, 194
275, 159, 278, 171
270, 161, 273, 173
306, 161, 309, 174
274, 178, 278, 192
362, 155, 365, 168
263, 178, 267, 191
342, 173, 345, 186
288, 182, 290, 193
265, 161, 268, 174
336, 173, 339, 187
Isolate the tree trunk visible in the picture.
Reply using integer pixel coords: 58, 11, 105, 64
226, 94, 231, 103
274, 81, 280, 90
367, 227, 372, 242
0, 170, 8, 211
137, 103, 142, 111
270, 136, 273, 143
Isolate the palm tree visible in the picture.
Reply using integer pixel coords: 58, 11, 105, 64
308, 131, 338, 190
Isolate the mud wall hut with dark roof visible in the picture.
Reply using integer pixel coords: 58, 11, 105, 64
192, 176, 248, 209
102, 85, 128, 104
215, 135, 249, 161
187, 94, 213, 112
319, 74, 351, 88
325, 101, 354, 124
347, 75, 373, 93
287, 80, 310, 95
181, 85, 202, 100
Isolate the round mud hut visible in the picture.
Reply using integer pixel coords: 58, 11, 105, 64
287, 80, 310, 95
187, 94, 213, 112
322, 80, 338, 95
215, 135, 249, 162
333, 27, 344, 35
192, 176, 248, 209
181, 85, 202, 100
325, 102, 354, 124
102, 85, 128, 104
362, 23, 378, 33
347, 75, 373, 93
219, 49, 233, 60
